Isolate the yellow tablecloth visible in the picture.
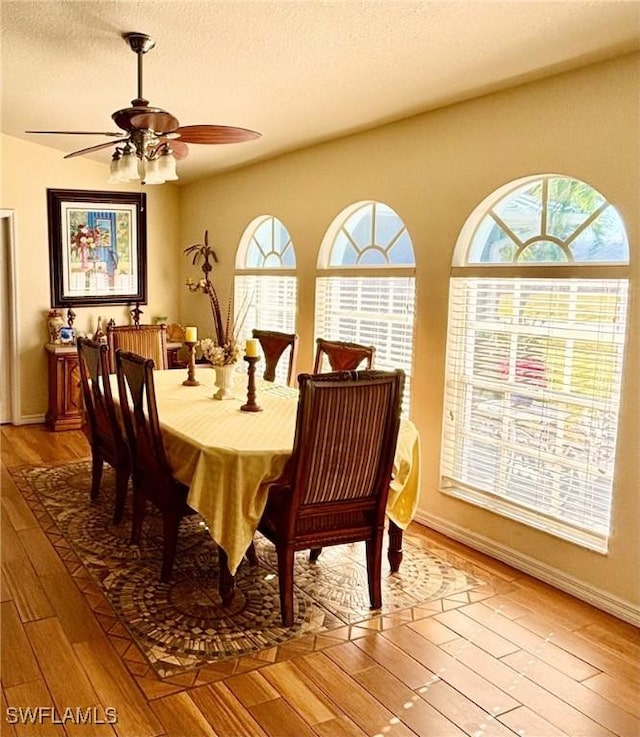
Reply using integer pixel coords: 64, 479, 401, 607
114, 368, 421, 574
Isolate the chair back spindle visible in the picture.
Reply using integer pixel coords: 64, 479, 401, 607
107, 323, 168, 372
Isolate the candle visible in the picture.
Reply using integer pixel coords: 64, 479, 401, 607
245, 338, 260, 357
185, 326, 198, 343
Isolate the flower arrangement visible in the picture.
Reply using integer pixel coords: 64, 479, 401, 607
199, 337, 242, 366
184, 230, 249, 367
70, 223, 102, 268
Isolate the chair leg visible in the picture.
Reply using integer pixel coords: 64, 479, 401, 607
387, 520, 404, 573
365, 535, 384, 610
160, 512, 181, 583
276, 546, 295, 627
112, 464, 129, 525
309, 547, 322, 563
90, 451, 103, 501
130, 488, 146, 546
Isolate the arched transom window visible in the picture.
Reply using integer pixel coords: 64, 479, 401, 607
327, 201, 415, 267
235, 216, 297, 384
316, 201, 416, 415
442, 175, 629, 553
241, 216, 296, 269
463, 175, 629, 264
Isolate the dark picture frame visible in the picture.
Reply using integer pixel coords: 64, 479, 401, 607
47, 189, 147, 307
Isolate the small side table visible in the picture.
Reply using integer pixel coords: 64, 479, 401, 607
45, 343, 84, 431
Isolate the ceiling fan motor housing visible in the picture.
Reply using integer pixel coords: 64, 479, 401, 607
111, 106, 179, 135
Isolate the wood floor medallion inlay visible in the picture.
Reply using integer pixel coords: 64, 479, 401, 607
11, 460, 481, 678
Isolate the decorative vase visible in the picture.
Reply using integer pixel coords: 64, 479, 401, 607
213, 364, 237, 400
46, 309, 64, 344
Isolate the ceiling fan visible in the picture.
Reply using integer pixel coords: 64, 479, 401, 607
26, 32, 261, 183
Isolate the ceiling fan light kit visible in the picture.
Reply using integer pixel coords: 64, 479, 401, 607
107, 136, 178, 186
27, 32, 261, 185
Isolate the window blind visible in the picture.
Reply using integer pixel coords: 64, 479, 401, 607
315, 276, 415, 416
440, 277, 628, 552
235, 274, 297, 385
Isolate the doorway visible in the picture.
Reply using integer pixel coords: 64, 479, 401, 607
1, 210, 19, 425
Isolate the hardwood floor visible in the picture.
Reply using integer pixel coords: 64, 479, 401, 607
1, 424, 638, 737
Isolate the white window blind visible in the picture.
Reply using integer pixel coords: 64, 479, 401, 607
235, 274, 297, 385
315, 201, 416, 416
441, 277, 628, 552
315, 276, 415, 416
235, 215, 297, 386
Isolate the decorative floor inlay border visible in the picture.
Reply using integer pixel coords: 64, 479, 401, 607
11, 460, 484, 681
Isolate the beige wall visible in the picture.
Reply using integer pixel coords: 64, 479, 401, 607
180, 54, 639, 618
1, 135, 181, 419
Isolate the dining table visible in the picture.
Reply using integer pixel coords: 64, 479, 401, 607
110, 366, 421, 604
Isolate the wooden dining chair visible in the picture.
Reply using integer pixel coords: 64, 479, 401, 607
77, 337, 131, 523
313, 338, 376, 373
252, 329, 299, 386
107, 323, 168, 372
258, 369, 405, 626
115, 349, 195, 582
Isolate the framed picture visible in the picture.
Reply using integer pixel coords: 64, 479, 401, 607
47, 189, 147, 307
59, 326, 76, 345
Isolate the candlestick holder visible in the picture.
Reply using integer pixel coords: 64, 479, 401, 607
240, 355, 263, 412
182, 341, 200, 386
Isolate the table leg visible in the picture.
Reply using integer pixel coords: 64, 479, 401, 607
246, 540, 259, 567
217, 546, 235, 606
388, 520, 403, 573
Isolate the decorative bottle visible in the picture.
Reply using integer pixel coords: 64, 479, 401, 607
93, 316, 107, 344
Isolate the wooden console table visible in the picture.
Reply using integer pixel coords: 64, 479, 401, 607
45, 344, 84, 431
46, 341, 186, 431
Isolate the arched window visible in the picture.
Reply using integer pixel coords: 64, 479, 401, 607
235, 216, 297, 384
441, 175, 629, 553
316, 201, 416, 415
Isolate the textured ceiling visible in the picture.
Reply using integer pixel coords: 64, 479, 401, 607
2, 1, 639, 185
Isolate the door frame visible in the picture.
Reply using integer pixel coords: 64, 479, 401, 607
1, 210, 21, 424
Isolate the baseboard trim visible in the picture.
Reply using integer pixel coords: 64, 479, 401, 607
19, 414, 46, 426
416, 511, 640, 627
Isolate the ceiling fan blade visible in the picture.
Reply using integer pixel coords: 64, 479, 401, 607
128, 111, 179, 134
26, 130, 124, 137
156, 139, 189, 160
175, 125, 261, 144
64, 139, 128, 159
